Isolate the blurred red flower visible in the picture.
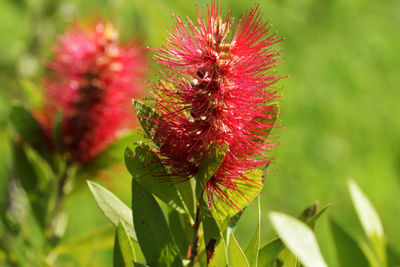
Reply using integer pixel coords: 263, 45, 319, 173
41, 21, 147, 164
148, 2, 284, 207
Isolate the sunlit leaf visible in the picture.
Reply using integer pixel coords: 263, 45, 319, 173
19, 79, 43, 107
132, 100, 162, 145
245, 196, 261, 267
125, 142, 186, 214
279, 248, 300, 267
87, 181, 136, 241
211, 168, 264, 229
348, 179, 386, 264
176, 179, 195, 219
114, 221, 136, 267
194, 143, 228, 200
228, 233, 249, 267
133, 263, 150, 267
269, 212, 328, 267
131, 179, 183, 267
254, 102, 280, 141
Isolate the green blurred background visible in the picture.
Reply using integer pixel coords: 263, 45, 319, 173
1, 0, 399, 266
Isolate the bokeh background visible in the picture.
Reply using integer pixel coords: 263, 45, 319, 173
1, 0, 399, 266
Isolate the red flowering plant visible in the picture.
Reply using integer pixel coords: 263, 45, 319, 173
8, 20, 147, 258
86, 2, 325, 267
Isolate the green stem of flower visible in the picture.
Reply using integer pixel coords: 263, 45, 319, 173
188, 198, 203, 267
47, 159, 72, 243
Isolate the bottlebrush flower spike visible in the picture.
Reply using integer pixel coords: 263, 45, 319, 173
147, 2, 284, 209
41, 21, 147, 164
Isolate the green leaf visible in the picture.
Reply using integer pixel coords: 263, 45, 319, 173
387, 243, 400, 267
12, 141, 48, 228
167, 209, 192, 256
258, 238, 284, 267
245, 196, 261, 267
211, 168, 264, 229
348, 179, 386, 265
9, 103, 47, 151
228, 233, 250, 267
19, 79, 43, 107
175, 180, 195, 219
297, 201, 318, 222
131, 179, 183, 267
280, 249, 300, 267
254, 102, 280, 140
125, 142, 186, 214
269, 212, 328, 267
328, 219, 369, 267
194, 143, 228, 200
202, 202, 227, 266
132, 100, 162, 144
87, 181, 136, 241
133, 263, 150, 267
114, 221, 136, 267
304, 203, 332, 229
52, 110, 63, 152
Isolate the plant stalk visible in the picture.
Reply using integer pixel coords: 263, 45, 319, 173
188, 198, 203, 267
47, 159, 72, 242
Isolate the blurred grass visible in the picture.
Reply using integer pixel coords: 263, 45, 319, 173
1, 0, 399, 266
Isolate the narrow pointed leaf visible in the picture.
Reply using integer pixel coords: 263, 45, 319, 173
87, 181, 136, 241
131, 179, 183, 267
12, 141, 47, 228
132, 100, 162, 145
194, 143, 228, 200
258, 238, 284, 267
255, 102, 280, 140
297, 201, 318, 222
348, 180, 384, 239
125, 142, 186, 213
348, 179, 386, 264
211, 168, 264, 229
52, 110, 63, 152
305, 204, 332, 229
329, 219, 369, 267
202, 202, 227, 266
245, 196, 261, 267
228, 233, 250, 267
269, 212, 328, 267
114, 221, 136, 267
167, 209, 192, 256
10, 103, 47, 148
176, 179, 195, 219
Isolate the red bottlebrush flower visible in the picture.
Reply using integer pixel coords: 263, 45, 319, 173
147, 2, 284, 208
41, 21, 147, 164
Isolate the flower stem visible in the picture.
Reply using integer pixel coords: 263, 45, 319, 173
47, 159, 72, 243
188, 198, 203, 267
